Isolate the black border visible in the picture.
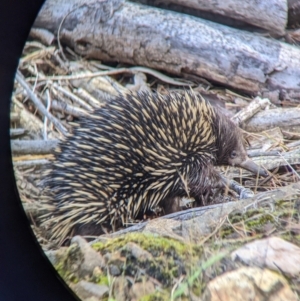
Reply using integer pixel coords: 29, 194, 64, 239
0, 1, 78, 300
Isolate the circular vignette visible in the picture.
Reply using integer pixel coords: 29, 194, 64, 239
0, 0, 79, 300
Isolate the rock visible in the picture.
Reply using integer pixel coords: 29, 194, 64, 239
123, 242, 153, 261
106, 250, 125, 276
129, 280, 156, 301
70, 280, 108, 301
143, 219, 184, 242
109, 264, 121, 276
202, 267, 297, 301
231, 236, 300, 276
68, 236, 105, 278
91, 266, 102, 282
45, 247, 68, 266
113, 276, 130, 301
82, 297, 98, 301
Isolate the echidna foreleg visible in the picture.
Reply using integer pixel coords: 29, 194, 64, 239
176, 164, 226, 207
149, 167, 252, 216
161, 196, 196, 215
189, 166, 255, 205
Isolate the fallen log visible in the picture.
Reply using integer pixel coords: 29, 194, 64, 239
92, 182, 300, 242
245, 107, 300, 132
135, 0, 287, 36
34, 0, 300, 98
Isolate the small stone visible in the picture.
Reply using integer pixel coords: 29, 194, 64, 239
84, 297, 99, 301
123, 242, 153, 261
231, 236, 300, 276
70, 280, 109, 301
107, 251, 125, 276
129, 280, 156, 301
202, 267, 297, 301
69, 236, 105, 278
109, 264, 121, 276
113, 276, 129, 301
45, 247, 68, 266
92, 266, 102, 278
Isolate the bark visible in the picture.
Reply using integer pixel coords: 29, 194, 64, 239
135, 0, 287, 36
29, 28, 55, 46
11, 140, 58, 155
10, 129, 27, 138
245, 107, 300, 132
34, 0, 300, 97
10, 112, 20, 123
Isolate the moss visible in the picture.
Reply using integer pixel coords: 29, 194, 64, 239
139, 290, 170, 301
280, 233, 300, 246
192, 281, 204, 297
92, 232, 205, 287
54, 260, 79, 284
95, 275, 109, 286
220, 226, 235, 238
53, 250, 79, 284
244, 214, 274, 229
92, 232, 202, 258
54, 261, 66, 279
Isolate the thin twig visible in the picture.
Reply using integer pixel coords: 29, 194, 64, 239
43, 88, 51, 140
52, 83, 93, 111
13, 159, 50, 167
25, 66, 194, 86
277, 151, 300, 180
15, 71, 68, 135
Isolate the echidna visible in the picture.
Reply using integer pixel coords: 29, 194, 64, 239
40, 91, 267, 243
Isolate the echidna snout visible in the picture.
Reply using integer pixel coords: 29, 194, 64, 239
227, 140, 267, 177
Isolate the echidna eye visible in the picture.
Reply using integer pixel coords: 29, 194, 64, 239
230, 151, 237, 159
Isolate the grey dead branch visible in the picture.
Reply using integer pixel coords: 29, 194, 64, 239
11, 140, 59, 155
136, 0, 287, 36
246, 107, 300, 133
93, 182, 300, 242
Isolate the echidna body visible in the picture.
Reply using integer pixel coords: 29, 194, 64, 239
40, 91, 265, 242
